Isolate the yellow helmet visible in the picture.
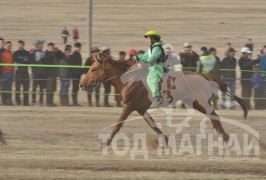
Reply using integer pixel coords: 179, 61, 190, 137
144, 30, 161, 40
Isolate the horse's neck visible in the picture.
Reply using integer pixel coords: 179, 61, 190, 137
107, 66, 125, 93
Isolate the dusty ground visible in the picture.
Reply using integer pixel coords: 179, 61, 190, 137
0, 107, 265, 179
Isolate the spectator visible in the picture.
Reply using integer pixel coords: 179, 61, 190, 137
220, 48, 237, 109
259, 45, 266, 109
245, 38, 254, 56
29, 44, 36, 54
44, 43, 58, 107
31, 40, 46, 106
0, 38, 5, 94
198, 47, 217, 74
179, 42, 199, 72
208, 47, 221, 109
101, 47, 113, 107
58, 49, 71, 106
65, 44, 72, 52
1, 41, 14, 105
164, 46, 180, 72
114, 51, 126, 107
208, 47, 221, 76
224, 42, 232, 57
239, 47, 258, 109
84, 47, 101, 107
61, 27, 70, 45
126, 49, 137, 66
69, 42, 83, 106
13, 40, 31, 106
251, 64, 263, 110
72, 26, 79, 42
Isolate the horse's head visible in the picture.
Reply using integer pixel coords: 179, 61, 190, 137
80, 54, 112, 90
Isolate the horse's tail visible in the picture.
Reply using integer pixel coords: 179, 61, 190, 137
202, 73, 248, 119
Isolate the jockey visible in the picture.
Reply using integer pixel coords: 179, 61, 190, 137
132, 30, 165, 107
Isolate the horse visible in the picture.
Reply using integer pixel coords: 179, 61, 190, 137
80, 54, 248, 146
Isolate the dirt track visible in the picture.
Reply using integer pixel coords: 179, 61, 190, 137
0, 107, 265, 179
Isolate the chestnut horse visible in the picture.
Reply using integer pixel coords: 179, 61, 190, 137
80, 54, 247, 146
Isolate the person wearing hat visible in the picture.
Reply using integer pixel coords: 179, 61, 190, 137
101, 46, 113, 107
131, 30, 165, 107
69, 42, 83, 106
220, 47, 237, 109
31, 40, 46, 106
179, 42, 199, 72
239, 47, 258, 109
13, 40, 31, 106
84, 47, 101, 107
44, 42, 59, 107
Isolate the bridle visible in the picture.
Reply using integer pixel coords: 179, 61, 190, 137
85, 55, 120, 87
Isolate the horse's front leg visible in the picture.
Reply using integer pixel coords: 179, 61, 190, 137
104, 106, 132, 147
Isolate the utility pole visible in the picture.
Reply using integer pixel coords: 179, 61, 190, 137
88, 0, 93, 56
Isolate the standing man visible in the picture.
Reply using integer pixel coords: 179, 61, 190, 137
259, 45, 266, 109
61, 27, 70, 45
44, 43, 58, 107
1, 41, 14, 105
58, 48, 71, 106
239, 47, 258, 109
101, 47, 113, 107
179, 42, 199, 72
0, 38, 5, 97
84, 47, 101, 107
13, 40, 31, 106
31, 40, 47, 106
220, 48, 237, 109
208, 47, 221, 76
245, 38, 254, 57
69, 42, 83, 106
208, 47, 221, 109
198, 47, 217, 74
72, 26, 79, 42
164, 46, 180, 72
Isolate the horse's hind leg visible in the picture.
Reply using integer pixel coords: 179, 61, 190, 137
138, 111, 169, 144
193, 100, 229, 142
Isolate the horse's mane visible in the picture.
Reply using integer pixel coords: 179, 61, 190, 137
108, 59, 131, 72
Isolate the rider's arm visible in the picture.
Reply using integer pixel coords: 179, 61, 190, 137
145, 46, 162, 65
137, 51, 149, 62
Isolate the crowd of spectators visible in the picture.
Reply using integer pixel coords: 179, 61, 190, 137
0, 36, 265, 110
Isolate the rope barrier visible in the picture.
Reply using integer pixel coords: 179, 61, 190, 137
0, 64, 265, 100
0, 63, 265, 73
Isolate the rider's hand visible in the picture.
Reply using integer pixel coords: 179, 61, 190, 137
131, 55, 138, 63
